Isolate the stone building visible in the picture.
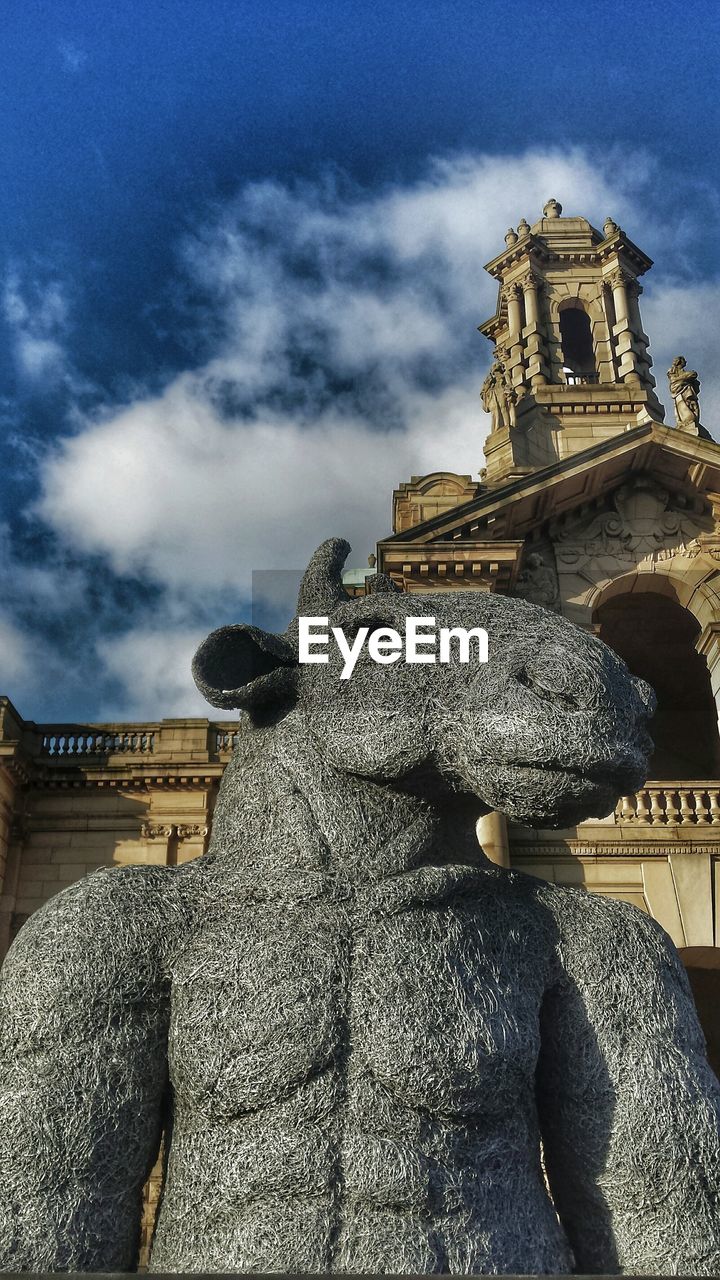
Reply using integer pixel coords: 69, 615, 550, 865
379, 200, 720, 956
1, 199, 719, 1253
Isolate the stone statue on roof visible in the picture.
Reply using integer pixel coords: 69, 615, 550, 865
668, 355, 702, 432
481, 345, 516, 430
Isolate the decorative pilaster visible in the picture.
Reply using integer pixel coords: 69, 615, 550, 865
626, 278, 654, 388
608, 267, 642, 387
501, 281, 525, 394
520, 271, 547, 387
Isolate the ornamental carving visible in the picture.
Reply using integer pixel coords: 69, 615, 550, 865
141, 822, 208, 841
480, 345, 517, 431
514, 545, 560, 611
550, 475, 714, 573
607, 268, 632, 291
176, 824, 208, 840
141, 823, 175, 840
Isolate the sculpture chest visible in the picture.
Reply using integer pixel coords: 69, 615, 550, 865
167, 877, 551, 1124
152, 874, 570, 1272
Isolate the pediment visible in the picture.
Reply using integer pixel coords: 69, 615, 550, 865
383, 422, 720, 549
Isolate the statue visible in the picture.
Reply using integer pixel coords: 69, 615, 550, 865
1, 538, 719, 1275
480, 345, 516, 430
515, 549, 560, 611
668, 355, 702, 432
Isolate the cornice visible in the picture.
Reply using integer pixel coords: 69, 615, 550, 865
381, 421, 720, 550
512, 842, 720, 858
20, 767, 224, 792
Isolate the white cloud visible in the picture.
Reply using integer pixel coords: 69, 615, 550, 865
36, 148, 663, 590
24, 146, 720, 717
37, 372, 483, 592
3, 274, 71, 386
97, 626, 214, 721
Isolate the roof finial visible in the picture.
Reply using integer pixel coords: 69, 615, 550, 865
543, 198, 562, 219
603, 216, 619, 238
504, 227, 518, 247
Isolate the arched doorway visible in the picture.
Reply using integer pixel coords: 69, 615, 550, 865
594, 591, 720, 779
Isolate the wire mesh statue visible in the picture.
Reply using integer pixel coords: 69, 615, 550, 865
1, 538, 719, 1274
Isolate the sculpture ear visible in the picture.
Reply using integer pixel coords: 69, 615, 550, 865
192, 624, 297, 712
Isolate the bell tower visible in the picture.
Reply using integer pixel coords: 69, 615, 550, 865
478, 199, 665, 482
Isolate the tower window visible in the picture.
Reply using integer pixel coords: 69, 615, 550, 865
559, 305, 597, 384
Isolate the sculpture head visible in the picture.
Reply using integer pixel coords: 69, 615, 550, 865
193, 539, 654, 828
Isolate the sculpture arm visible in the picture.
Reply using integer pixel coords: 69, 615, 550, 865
536, 891, 720, 1275
0, 866, 174, 1272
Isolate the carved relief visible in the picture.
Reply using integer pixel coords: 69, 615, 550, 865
550, 476, 714, 577
668, 356, 702, 433
514, 545, 560, 611
607, 267, 632, 291
141, 823, 175, 840
141, 822, 208, 841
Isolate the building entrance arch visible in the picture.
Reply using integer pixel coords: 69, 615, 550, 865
593, 585, 720, 780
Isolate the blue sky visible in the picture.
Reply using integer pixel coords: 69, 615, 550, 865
1, 0, 719, 721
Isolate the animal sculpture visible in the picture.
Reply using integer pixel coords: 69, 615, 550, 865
0, 538, 719, 1275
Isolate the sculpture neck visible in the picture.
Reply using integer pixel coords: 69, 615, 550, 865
207, 715, 488, 885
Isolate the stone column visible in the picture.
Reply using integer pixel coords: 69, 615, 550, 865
521, 275, 538, 327
697, 623, 720, 758
610, 268, 629, 326
626, 279, 654, 388
476, 810, 510, 867
504, 281, 523, 342
595, 284, 618, 383
503, 281, 525, 393
521, 271, 547, 387
608, 267, 641, 387
0, 814, 24, 962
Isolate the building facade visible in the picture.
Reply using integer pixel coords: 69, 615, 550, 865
379, 200, 720, 954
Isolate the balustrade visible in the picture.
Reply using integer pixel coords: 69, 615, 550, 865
212, 726, 240, 754
16, 718, 244, 761
614, 784, 720, 826
40, 729, 156, 756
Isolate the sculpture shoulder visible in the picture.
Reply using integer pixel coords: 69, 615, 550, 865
0, 864, 185, 1029
527, 875, 692, 1006
537, 876, 671, 947
480, 864, 685, 986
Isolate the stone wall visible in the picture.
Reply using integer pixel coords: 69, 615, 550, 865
0, 700, 233, 955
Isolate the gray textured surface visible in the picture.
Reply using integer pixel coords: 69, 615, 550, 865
1, 538, 719, 1275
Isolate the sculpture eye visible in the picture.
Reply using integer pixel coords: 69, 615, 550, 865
516, 666, 580, 711
346, 617, 394, 640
